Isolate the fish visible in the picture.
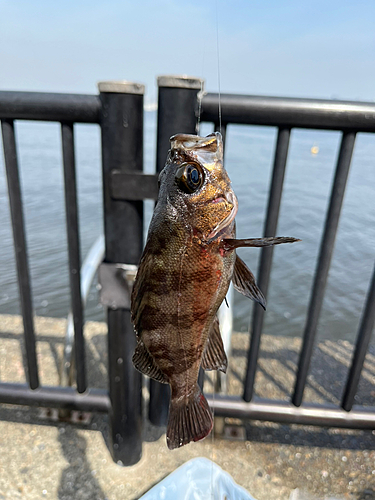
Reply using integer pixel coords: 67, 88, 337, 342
130, 132, 299, 450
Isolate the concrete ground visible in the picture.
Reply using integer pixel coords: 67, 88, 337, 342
0, 313, 375, 500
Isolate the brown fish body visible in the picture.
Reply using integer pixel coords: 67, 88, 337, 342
136, 208, 235, 393
131, 132, 300, 449
132, 132, 237, 448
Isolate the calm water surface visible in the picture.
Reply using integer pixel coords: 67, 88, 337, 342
0, 112, 374, 342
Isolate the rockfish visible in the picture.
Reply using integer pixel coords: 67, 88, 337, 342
131, 132, 298, 449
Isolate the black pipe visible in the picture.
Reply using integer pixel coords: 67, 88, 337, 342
0, 383, 110, 412
0, 91, 100, 123
201, 93, 375, 132
99, 81, 144, 465
207, 395, 375, 429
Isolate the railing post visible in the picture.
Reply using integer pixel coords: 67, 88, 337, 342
155, 75, 204, 172
149, 75, 204, 427
99, 80, 145, 465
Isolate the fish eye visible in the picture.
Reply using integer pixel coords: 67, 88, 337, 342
175, 162, 204, 194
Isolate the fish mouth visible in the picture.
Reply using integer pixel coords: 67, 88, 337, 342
210, 195, 226, 204
206, 191, 238, 240
170, 132, 223, 168
170, 132, 222, 152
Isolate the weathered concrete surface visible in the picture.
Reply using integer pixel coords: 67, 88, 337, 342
0, 314, 374, 500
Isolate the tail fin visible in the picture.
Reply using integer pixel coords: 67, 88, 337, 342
167, 385, 213, 450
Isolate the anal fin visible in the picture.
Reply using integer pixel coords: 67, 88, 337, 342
132, 339, 168, 383
201, 317, 228, 373
232, 255, 266, 310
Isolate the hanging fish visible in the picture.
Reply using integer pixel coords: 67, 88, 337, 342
131, 132, 299, 449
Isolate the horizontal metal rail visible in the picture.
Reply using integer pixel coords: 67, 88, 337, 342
0, 91, 100, 123
0, 383, 110, 412
0, 383, 374, 430
201, 93, 375, 132
207, 395, 375, 430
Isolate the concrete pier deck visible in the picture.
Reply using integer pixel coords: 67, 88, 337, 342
0, 314, 374, 500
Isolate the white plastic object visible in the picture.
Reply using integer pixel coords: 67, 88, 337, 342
139, 457, 257, 500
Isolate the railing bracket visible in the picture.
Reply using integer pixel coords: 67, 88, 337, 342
38, 408, 93, 425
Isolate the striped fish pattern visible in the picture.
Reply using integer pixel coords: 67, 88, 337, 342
131, 132, 299, 449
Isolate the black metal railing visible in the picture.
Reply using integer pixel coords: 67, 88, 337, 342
0, 87, 143, 465
1, 80, 375, 469
146, 86, 375, 430
0, 91, 101, 396
201, 93, 375, 426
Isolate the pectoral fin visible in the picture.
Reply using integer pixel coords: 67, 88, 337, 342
201, 317, 227, 373
132, 339, 168, 383
222, 236, 300, 252
232, 255, 266, 310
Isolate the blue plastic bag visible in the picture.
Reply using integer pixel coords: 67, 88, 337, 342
139, 457, 257, 500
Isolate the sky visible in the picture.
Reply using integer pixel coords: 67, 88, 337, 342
0, 0, 374, 105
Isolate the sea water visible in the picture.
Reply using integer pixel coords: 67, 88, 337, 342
0, 111, 374, 342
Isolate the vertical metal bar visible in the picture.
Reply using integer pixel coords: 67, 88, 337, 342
341, 263, 375, 411
99, 81, 144, 466
155, 75, 204, 172
1, 119, 39, 389
149, 75, 204, 427
243, 127, 291, 402
292, 131, 356, 407
61, 122, 86, 393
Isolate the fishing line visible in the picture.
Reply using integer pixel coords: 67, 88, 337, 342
211, 374, 216, 500
211, 4, 221, 497
197, 79, 204, 135
215, 0, 222, 135
196, 11, 207, 135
